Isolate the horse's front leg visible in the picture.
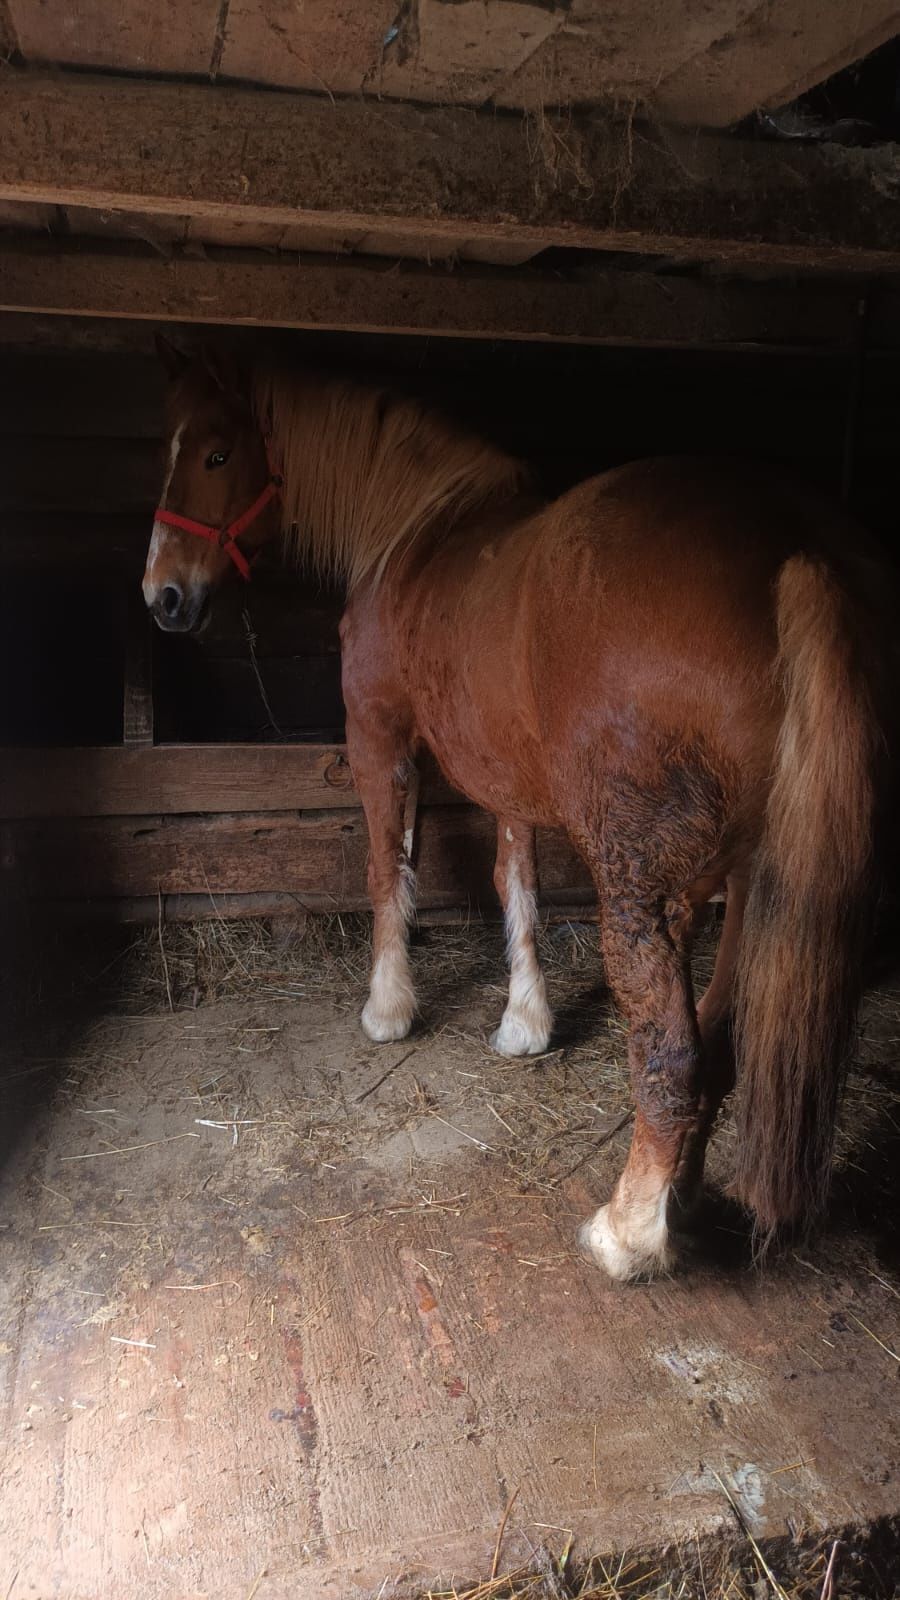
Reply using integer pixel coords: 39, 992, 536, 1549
349, 723, 417, 1044
491, 819, 553, 1056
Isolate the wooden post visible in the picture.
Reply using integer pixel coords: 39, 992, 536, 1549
123, 588, 154, 746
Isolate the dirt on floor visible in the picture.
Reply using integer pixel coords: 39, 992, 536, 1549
0, 916, 898, 1600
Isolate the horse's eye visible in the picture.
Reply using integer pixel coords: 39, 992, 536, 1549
206, 449, 230, 470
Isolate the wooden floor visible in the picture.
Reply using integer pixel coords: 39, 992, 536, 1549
0, 929, 898, 1599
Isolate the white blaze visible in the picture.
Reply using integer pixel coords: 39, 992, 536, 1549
143, 424, 185, 603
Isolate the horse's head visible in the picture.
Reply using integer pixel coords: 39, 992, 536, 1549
143, 340, 280, 632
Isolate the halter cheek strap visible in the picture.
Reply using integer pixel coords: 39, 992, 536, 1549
153, 444, 282, 583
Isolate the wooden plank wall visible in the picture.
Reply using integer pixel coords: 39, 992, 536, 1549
1, 319, 898, 917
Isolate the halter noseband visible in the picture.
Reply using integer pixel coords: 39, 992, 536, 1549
153, 441, 282, 583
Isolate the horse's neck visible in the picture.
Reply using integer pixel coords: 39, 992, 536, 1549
259, 369, 526, 591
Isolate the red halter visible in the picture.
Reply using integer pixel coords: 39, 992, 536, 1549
153, 445, 282, 583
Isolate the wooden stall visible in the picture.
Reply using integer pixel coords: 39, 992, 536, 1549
2, 313, 900, 922
1, 10, 900, 1600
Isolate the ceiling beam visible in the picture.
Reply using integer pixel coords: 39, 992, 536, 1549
654, 0, 900, 130
0, 235, 874, 351
1, 72, 900, 271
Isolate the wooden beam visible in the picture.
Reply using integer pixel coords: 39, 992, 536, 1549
654, 2, 900, 131
0, 744, 596, 916
0, 743, 462, 818
8, 0, 221, 76
0, 234, 871, 349
2, 73, 900, 271
44, 892, 597, 925
0, 805, 593, 907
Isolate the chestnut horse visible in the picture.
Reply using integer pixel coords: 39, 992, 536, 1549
143, 343, 888, 1281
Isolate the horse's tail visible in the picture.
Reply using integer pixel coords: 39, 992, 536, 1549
733, 552, 882, 1236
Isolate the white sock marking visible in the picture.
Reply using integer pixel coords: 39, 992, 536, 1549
579, 1186, 673, 1281
362, 855, 416, 1043
492, 857, 552, 1056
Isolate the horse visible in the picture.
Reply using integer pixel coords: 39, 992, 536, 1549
142, 339, 890, 1282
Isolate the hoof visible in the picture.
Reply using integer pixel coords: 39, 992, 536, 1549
361, 998, 413, 1044
577, 1203, 674, 1282
490, 1008, 552, 1058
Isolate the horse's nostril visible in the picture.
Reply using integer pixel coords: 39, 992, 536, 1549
160, 583, 182, 619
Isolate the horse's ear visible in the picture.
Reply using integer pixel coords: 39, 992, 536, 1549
200, 345, 247, 399
155, 334, 190, 380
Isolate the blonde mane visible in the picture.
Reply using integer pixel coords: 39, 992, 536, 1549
252, 368, 528, 590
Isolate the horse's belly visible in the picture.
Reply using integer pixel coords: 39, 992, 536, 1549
413, 705, 555, 826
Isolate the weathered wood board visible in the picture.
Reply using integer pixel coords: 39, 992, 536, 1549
0, 744, 453, 819
4, 73, 900, 271
1, 803, 594, 911
6, 0, 221, 74
0, 962, 897, 1599
0, 237, 873, 350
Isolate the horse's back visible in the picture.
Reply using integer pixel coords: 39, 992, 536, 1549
540, 454, 841, 577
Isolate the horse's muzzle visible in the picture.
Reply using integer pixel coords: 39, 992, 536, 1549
148, 580, 211, 634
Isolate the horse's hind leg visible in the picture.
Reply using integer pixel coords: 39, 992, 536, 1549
673, 873, 747, 1215
579, 829, 705, 1280
491, 819, 553, 1056
579, 908, 700, 1278
347, 720, 416, 1044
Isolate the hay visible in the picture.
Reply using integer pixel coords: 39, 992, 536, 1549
413, 1523, 895, 1600
114, 913, 643, 1195
121, 912, 597, 1011
113, 909, 899, 1206
9, 905, 897, 1233
121, 911, 374, 1012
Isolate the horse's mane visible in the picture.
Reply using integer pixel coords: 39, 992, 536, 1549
252, 366, 529, 590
